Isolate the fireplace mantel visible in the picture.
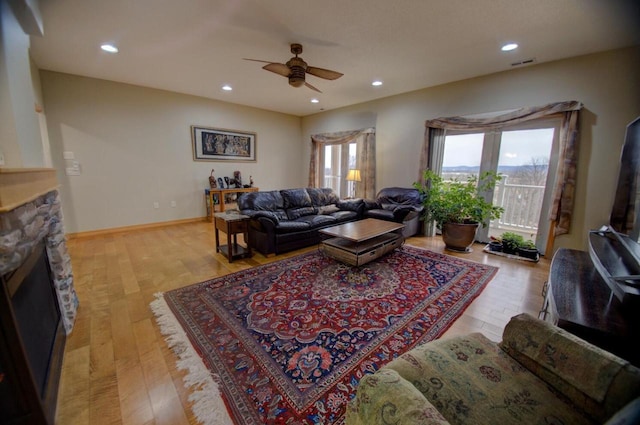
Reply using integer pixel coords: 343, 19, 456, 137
0, 168, 59, 213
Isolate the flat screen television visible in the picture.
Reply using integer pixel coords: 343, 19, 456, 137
589, 116, 640, 304
610, 116, 640, 241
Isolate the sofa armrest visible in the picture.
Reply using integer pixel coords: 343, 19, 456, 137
241, 210, 280, 224
499, 313, 640, 422
362, 198, 380, 210
392, 205, 414, 221
346, 369, 451, 425
337, 198, 364, 216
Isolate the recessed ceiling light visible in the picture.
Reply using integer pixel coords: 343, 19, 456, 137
222, 85, 233, 91
100, 44, 118, 53
501, 43, 518, 52
371, 80, 383, 86
310, 98, 319, 103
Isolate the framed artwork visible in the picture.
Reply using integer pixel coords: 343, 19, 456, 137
191, 125, 257, 162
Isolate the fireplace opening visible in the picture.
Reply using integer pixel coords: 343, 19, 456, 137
1, 240, 66, 425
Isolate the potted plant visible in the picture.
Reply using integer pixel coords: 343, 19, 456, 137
518, 239, 539, 261
414, 170, 504, 252
488, 236, 503, 252
500, 232, 524, 255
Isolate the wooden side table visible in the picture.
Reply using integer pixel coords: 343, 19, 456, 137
214, 212, 252, 262
206, 187, 259, 221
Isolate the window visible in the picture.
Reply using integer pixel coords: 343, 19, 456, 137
310, 128, 376, 199
320, 143, 357, 198
441, 119, 560, 253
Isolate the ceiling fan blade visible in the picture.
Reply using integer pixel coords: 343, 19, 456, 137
306, 66, 343, 80
262, 63, 291, 77
305, 81, 322, 93
243, 58, 275, 64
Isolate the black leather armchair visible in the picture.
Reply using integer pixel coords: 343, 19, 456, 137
364, 187, 424, 237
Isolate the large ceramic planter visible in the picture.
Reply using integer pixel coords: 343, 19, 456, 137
441, 221, 480, 252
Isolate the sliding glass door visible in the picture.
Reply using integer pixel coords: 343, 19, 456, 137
441, 119, 560, 253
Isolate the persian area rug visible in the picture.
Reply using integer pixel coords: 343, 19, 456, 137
151, 245, 498, 425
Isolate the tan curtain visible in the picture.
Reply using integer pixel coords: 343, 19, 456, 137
418, 100, 582, 236
549, 110, 580, 236
309, 128, 376, 199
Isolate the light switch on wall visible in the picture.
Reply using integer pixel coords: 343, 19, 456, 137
65, 161, 81, 176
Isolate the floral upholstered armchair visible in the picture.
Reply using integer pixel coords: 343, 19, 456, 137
346, 313, 640, 425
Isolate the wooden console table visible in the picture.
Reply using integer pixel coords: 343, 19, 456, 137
542, 248, 640, 365
206, 187, 258, 221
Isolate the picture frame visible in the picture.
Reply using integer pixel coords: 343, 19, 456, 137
191, 125, 257, 162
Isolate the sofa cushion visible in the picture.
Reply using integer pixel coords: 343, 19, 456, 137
330, 210, 359, 222
306, 187, 328, 206
274, 221, 311, 233
318, 204, 340, 215
322, 188, 340, 204
282, 188, 313, 209
294, 214, 336, 227
337, 199, 364, 213
238, 190, 284, 211
382, 332, 594, 425
286, 206, 317, 220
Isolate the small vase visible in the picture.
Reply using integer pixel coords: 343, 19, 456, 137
209, 169, 217, 189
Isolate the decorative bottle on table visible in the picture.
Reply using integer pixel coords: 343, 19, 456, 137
209, 169, 217, 188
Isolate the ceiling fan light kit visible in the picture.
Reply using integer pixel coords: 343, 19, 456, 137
244, 43, 343, 93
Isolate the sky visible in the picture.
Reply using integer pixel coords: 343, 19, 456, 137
442, 128, 554, 167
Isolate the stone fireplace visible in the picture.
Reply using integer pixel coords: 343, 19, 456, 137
0, 168, 78, 331
0, 168, 78, 424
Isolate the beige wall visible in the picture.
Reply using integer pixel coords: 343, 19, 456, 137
37, 47, 640, 247
40, 71, 303, 233
0, 1, 45, 168
301, 47, 640, 251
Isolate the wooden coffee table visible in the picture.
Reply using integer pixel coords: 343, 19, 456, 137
319, 218, 405, 266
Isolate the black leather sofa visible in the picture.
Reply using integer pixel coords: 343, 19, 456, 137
363, 187, 424, 237
238, 187, 364, 256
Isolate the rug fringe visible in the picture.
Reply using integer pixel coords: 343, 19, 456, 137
150, 293, 233, 425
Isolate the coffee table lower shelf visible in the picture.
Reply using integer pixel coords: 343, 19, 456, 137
320, 233, 404, 266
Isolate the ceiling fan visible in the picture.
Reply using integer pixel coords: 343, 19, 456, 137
244, 43, 343, 93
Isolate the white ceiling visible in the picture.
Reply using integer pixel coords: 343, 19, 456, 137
29, 0, 640, 117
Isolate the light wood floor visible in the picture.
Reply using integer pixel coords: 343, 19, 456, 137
55, 220, 550, 425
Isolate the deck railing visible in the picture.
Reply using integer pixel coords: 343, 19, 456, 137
491, 180, 545, 232
326, 175, 544, 234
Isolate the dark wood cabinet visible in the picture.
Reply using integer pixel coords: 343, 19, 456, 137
542, 248, 640, 365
